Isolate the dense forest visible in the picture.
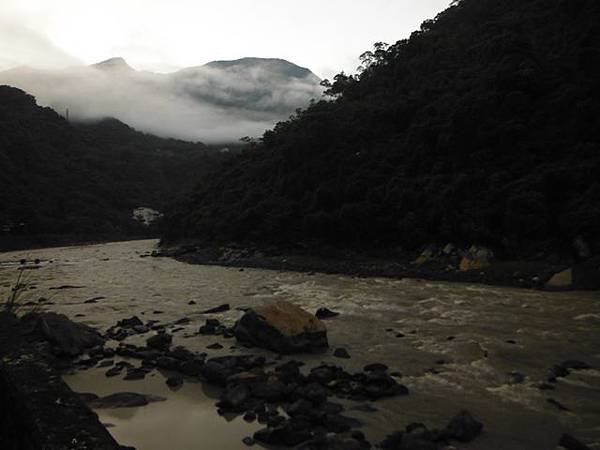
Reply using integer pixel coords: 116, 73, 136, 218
0, 86, 227, 247
163, 0, 600, 258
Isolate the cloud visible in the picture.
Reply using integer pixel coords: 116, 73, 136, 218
0, 20, 81, 71
0, 59, 323, 143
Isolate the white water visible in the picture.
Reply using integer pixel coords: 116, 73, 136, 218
1, 239, 599, 449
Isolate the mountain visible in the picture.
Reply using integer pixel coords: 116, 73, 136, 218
0, 85, 227, 248
162, 0, 600, 258
0, 57, 323, 143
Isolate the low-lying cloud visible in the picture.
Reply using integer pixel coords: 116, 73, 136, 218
0, 57, 323, 143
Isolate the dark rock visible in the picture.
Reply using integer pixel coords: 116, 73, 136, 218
200, 304, 231, 314
155, 356, 180, 371
364, 363, 388, 373
333, 348, 351, 359
174, 317, 191, 325
243, 411, 257, 422
124, 367, 147, 380
221, 384, 251, 411
207, 342, 224, 349
97, 359, 114, 368
88, 392, 166, 409
146, 333, 172, 351
105, 365, 124, 377
242, 436, 255, 446
315, 307, 339, 319
561, 360, 592, 370
234, 301, 328, 354
180, 360, 205, 377
21, 312, 104, 357
547, 398, 571, 411
167, 346, 196, 361
351, 403, 378, 413
508, 371, 525, 385
166, 375, 184, 388
538, 383, 555, 391
117, 316, 144, 328
548, 364, 570, 382
78, 392, 100, 403
444, 410, 483, 442
559, 433, 592, 450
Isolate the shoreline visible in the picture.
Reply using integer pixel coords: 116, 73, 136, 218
156, 243, 590, 291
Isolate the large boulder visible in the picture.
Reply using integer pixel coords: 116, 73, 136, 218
22, 312, 104, 357
459, 246, 494, 271
234, 301, 328, 354
545, 268, 573, 290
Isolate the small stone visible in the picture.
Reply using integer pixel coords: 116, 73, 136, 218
166, 375, 184, 388
242, 436, 255, 446
146, 333, 172, 351
444, 410, 483, 442
207, 343, 224, 350
333, 348, 351, 359
559, 433, 592, 450
315, 307, 339, 319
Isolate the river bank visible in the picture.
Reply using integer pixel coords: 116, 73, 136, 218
1, 239, 599, 449
156, 242, 600, 291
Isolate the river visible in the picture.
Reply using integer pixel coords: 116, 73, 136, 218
1, 239, 599, 449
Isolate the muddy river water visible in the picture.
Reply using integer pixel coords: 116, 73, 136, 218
1, 239, 599, 449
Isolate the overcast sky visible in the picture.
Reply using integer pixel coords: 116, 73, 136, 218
1, 0, 451, 79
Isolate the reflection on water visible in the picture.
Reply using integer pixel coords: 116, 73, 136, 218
2, 239, 600, 450
63, 365, 260, 450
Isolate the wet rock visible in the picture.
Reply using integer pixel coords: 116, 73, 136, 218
180, 360, 205, 377
242, 436, 255, 446
199, 318, 224, 335
200, 304, 231, 314
124, 367, 148, 380
546, 268, 573, 290
155, 356, 181, 371
333, 348, 351, 359
166, 375, 184, 388
444, 410, 483, 442
117, 316, 144, 328
508, 371, 525, 385
146, 332, 172, 351
538, 382, 555, 391
351, 403, 378, 413
88, 392, 166, 409
21, 312, 104, 357
315, 308, 339, 319
548, 364, 570, 382
559, 433, 592, 450
97, 359, 114, 368
105, 365, 124, 377
459, 246, 494, 271
78, 392, 100, 403
364, 363, 388, 373
561, 360, 592, 370
220, 384, 251, 411
167, 346, 196, 362
547, 398, 571, 411
207, 342, 224, 350
234, 301, 328, 354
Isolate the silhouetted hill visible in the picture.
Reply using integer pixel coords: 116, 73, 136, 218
163, 0, 600, 258
0, 86, 226, 247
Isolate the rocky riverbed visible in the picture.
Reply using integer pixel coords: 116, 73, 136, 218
1, 239, 599, 449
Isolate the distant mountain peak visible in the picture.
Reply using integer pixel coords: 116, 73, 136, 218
91, 57, 134, 72
203, 57, 319, 80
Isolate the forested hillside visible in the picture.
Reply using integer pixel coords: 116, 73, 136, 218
163, 0, 600, 257
0, 86, 226, 247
